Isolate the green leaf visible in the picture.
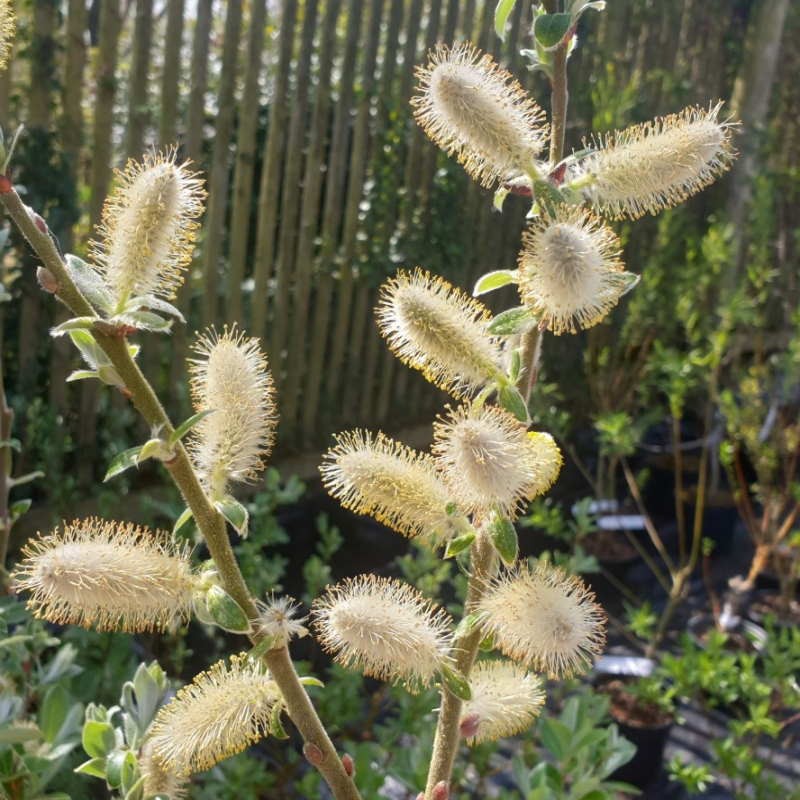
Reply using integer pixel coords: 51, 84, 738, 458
120, 750, 139, 793
509, 349, 521, 382
270, 704, 289, 740
488, 306, 538, 335
173, 506, 194, 535
444, 531, 476, 558
204, 585, 251, 633
534, 12, 572, 49
453, 612, 482, 640
10, 498, 32, 520
298, 676, 325, 689
498, 384, 530, 423
74, 757, 107, 779
489, 513, 519, 565
39, 685, 70, 744
66, 369, 99, 382
82, 720, 115, 759
0, 437, 21, 452
9, 470, 44, 488
137, 437, 174, 463
215, 496, 249, 537
493, 185, 510, 211
106, 749, 127, 789
619, 271, 641, 296
116, 310, 173, 333
494, 0, 517, 39
473, 270, 519, 297
104, 446, 143, 482
0, 724, 41, 743
168, 409, 215, 446
50, 316, 97, 337
439, 664, 472, 701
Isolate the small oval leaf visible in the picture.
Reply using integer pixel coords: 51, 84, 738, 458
488, 306, 538, 335
473, 270, 519, 297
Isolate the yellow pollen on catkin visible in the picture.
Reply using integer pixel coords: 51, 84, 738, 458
10, 519, 194, 633
518, 205, 637, 335
90, 149, 205, 309
187, 325, 277, 498
0, 0, 16, 69
148, 654, 281, 777
478, 563, 606, 678
432, 404, 563, 519
320, 429, 469, 544
461, 660, 545, 745
579, 103, 735, 220
312, 575, 453, 690
412, 42, 548, 187
376, 268, 504, 399
139, 740, 188, 800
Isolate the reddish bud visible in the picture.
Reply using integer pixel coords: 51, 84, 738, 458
433, 781, 449, 800
416, 794, 425, 800
32, 212, 47, 234
459, 712, 481, 739
303, 742, 325, 766
503, 175, 533, 197
341, 753, 355, 777
0, 174, 11, 194
549, 161, 568, 186
36, 267, 58, 294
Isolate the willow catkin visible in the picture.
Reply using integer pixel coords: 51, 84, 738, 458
187, 326, 277, 498
518, 205, 637, 335
148, 655, 281, 776
89, 150, 205, 309
460, 660, 545, 745
432, 404, 563, 519
412, 42, 547, 187
313, 575, 452, 689
478, 563, 606, 678
376, 268, 504, 399
320, 429, 469, 544
580, 103, 735, 220
11, 519, 194, 633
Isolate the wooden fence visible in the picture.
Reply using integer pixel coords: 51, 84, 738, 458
0, 0, 786, 477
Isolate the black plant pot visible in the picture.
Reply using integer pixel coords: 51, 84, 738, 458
610, 718, 673, 789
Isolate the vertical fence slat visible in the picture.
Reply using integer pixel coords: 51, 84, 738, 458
169, 0, 212, 407
226, 0, 269, 326
159, 0, 185, 146
126, 0, 154, 157
269, 0, 321, 375
322, 0, 384, 412
299, 0, 365, 445
280, 0, 343, 440
251, 0, 299, 340
200, 0, 243, 326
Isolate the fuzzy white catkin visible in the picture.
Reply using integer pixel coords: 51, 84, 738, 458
187, 326, 277, 498
148, 655, 281, 776
376, 268, 504, 399
313, 575, 453, 689
517, 205, 638, 335
0, 0, 15, 69
579, 103, 734, 220
11, 519, 194, 633
433, 404, 563, 519
320, 429, 469, 544
479, 563, 606, 678
90, 150, 205, 308
412, 42, 548, 187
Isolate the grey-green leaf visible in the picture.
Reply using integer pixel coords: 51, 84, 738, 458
473, 270, 519, 297
488, 306, 538, 335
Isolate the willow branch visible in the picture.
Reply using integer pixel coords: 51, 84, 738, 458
0, 184, 361, 800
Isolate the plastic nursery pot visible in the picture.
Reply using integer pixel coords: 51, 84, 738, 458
594, 675, 673, 790
746, 590, 800, 628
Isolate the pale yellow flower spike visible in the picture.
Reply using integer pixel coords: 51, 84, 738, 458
0, 0, 16, 70
10, 519, 194, 633
518, 205, 638, 335
139, 741, 188, 800
312, 575, 453, 690
376, 268, 504, 399
320, 429, 469, 544
90, 149, 205, 310
412, 42, 548, 187
148, 654, 281, 777
432, 404, 563, 519
478, 563, 606, 679
580, 103, 735, 220
460, 660, 545, 745
187, 325, 277, 499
